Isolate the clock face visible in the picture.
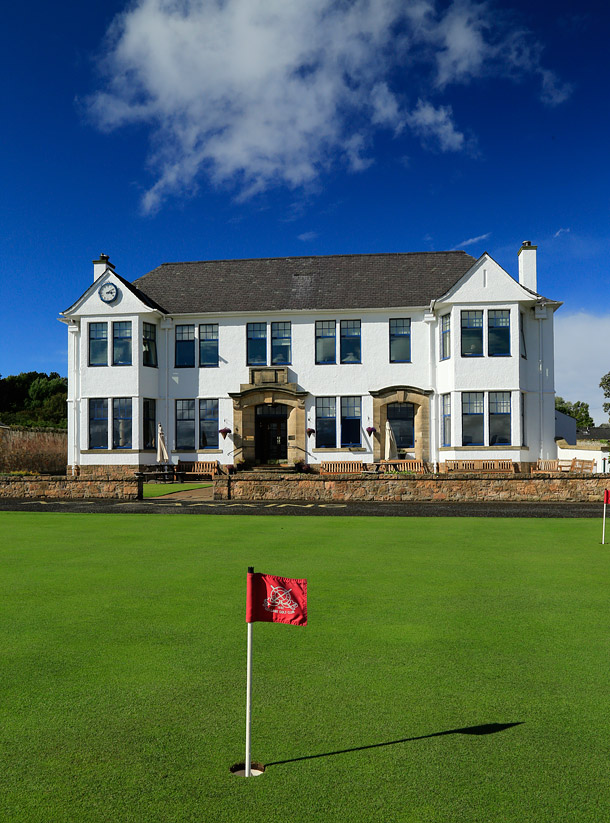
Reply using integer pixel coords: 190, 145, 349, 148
99, 283, 118, 303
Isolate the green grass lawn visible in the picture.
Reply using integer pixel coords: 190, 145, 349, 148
143, 482, 212, 498
1, 512, 609, 822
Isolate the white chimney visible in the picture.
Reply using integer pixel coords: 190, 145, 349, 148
93, 253, 115, 281
518, 241, 537, 293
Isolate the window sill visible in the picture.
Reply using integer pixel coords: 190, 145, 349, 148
440, 445, 527, 451
312, 447, 366, 453
81, 449, 140, 454
197, 449, 223, 454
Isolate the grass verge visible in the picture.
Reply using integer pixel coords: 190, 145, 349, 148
142, 482, 212, 498
1, 513, 609, 822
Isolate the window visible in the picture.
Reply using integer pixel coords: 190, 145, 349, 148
89, 323, 107, 366
143, 323, 157, 367
175, 325, 195, 367
389, 319, 411, 363
387, 402, 415, 449
271, 322, 291, 365
521, 392, 527, 446
341, 396, 361, 446
440, 314, 451, 360
113, 322, 132, 366
489, 392, 511, 445
519, 313, 527, 359
143, 399, 156, 449
247, 323, 267, 365
176, 399, 195, 449
461, 311, 483, 357
89, 399, 108, 448
315, 397, 336, 448
340, 320, 361, 364
199, 324, 219, 367
315, 321, 336, 364
113, 398, 132, 449
199, 399, 219, 449
488, 310, 510, 357
441, 394, 451, 446
462, 392, 484, 445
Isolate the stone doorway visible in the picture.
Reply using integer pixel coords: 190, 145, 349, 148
255, 404, 288, 464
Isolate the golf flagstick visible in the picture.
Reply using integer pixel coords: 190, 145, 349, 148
603, 492, 609, 545
245, 566, 254, 777
241, 567, 307, 776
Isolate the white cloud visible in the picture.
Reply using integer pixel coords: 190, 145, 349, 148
87, 0, 571, 212
407, 100, 465, 151
453, 232, 490, 249
553, 227, 570, 238
554, 312, 610, 425
298, 231, 317, 242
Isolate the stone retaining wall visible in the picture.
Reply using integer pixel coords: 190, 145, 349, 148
0, 475, 140, 500
214, 472, 610, 503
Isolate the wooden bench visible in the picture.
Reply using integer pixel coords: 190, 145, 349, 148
532, 458, 595, 475
320, 461, 365, 474
177, 460, 220, 478
531, 459, 560, 474
443, 459, 515, 473
570, 458, 595, 474
379, 460, 426, 473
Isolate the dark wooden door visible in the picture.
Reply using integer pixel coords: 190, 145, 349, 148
255, 417, 288, 463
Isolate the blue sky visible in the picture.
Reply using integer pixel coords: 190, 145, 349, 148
1, 0, 609, 421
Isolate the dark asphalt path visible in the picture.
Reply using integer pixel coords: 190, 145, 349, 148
0, 498, 602, 517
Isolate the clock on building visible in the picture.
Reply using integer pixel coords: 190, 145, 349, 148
98, 282, 118, 303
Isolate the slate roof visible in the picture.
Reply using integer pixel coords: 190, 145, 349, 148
132, 252, 478, 314
575, 426, 610, 441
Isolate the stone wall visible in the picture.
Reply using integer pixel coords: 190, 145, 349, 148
0, 475, 140, 499
0, 427, 67, 473
74, 464, 140, 479
214, 472, 610, 503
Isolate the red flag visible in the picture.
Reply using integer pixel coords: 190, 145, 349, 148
605, 490, 610, 504
246, 572, 307, 626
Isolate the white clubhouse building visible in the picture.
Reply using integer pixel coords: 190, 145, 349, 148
60, 243, 560, 472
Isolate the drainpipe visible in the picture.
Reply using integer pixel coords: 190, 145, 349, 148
160, 317, 172, 457
68, 321, 80, 475
535, 303, 547, 460
425, 301, 437, 469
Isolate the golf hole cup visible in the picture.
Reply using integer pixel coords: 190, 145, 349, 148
229, 761, 266, 777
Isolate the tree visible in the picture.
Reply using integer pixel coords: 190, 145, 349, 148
601, 372, 610, 422
0, 372, 67, 428
554, 396, 594, 429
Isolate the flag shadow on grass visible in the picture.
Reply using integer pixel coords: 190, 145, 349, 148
265, 722, 523, 767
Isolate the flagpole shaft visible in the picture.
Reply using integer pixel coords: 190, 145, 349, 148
245, 621, 253, 777
603, 503, 606, 545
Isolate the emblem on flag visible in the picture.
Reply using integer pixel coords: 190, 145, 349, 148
263, 586, 299, 614
247, 572, 307, 625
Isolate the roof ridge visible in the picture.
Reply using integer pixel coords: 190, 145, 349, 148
150, 250, 472, 268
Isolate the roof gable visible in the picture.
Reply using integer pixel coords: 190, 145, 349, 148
61, 270, 165, 318
132, 252, 477, 314
436, 253, 542, 305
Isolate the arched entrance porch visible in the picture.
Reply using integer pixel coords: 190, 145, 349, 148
369, 386, 432, 462
229, 382, 308, 466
